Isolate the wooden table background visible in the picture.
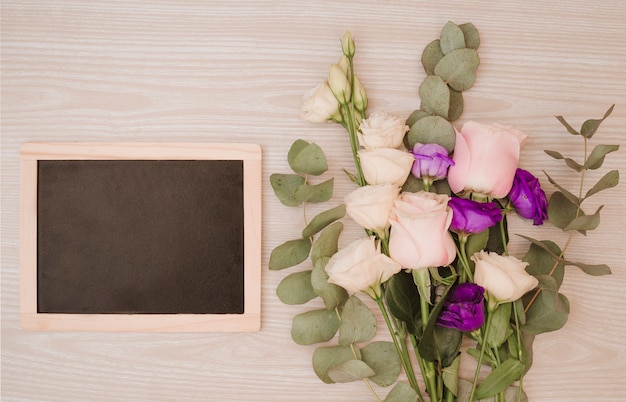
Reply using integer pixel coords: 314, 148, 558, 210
2, 1, 625, 401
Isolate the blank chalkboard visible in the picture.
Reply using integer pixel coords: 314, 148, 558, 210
20, 143, 262, 332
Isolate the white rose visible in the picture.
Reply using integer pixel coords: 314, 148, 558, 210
300, 81, 339, 123
359, 148, 414, 187
358, 111, 408, 150
472, 251, 539, 305
344, 184, 400, 233
325, 237, 402, 297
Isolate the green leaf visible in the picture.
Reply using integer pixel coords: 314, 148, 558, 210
447, 88, 464, 121
327, 359, 375, 383
474, 359, 525, 400
269, 238, 311, 270
406, 115, 456, 152
485, 302, 513, 348
459, 22, 480, 50
418, 285, 463, 365
547, 191, 585, 233
294, 178, 334, 204
563, 259, 612, 276
585, 169, 619, 199
440, 21, 466, 54
302, 204, 346, 238
405, 109, 431, 128
584, 144, 619, 170
384, 381, 419, 402
543, 171, 580, 206
522, 276, 569, 335
312, 345, 358, 384
270, 173, 305, 206
466, 229, 489, 257
311, 258, 349, 310
361, 341, 402, 387
291, 308, 340, 345
276, 270, 317, 305
338, 296, 377, 346
581, 104, 614, 138
486, 215, 508, 254
385, 271, 422, 336
563, 205, 603, 232
434, 48, 480, 91
554, 115, 580, 135
288, 139, 328, 176
419, 75, 451, 118
421, 39, 444, 76
522, 239, 564, 289
311, 221, 343, 266
543, 150, 584, 172
442, 354, 461, 396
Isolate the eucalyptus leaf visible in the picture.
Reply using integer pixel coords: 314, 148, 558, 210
440, 21, 466, 54
294, 178, 334, 204
327, 359, 375, 383
547, 191, 585, 234
543, 170, 580, 206
405, 109, 431, 128
563, 259, 611, 276
384, 381, 419, 402
276, 270, 317, 305
311, 221, 343, 266
522, 239, 564, 289
385, 270, 422, 336
585, 169, 619, 199
288, 139, 328, 176
419, 75, 451, 118
522, 276, 569, 335
362, 341, 402, 387
584, 144, 619, 170
406, 115, 456, 152
270, 173, 306, 206
580, 104, 614, 138
563, 205, 603, 232
421, 39, 444, 76
434, 48, 480, 91
338, 296, 377, 346
543, 150, 584, 172
291, 308, 340, 345
312, 345, 358, 384
302, 204, 346, 238
448, 88, 464, 121
554, 115, 580, 135
269, 238, 311, 270
459, 22, 480, 50
311, 259, 349, 310
474, 359, 525, 400
442, 354, 461, 397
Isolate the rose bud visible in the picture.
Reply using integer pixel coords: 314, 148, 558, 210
508, 168, 548, 225
437, 283, 485, 332
410, 143, 455, 182
448, 197, 502, 235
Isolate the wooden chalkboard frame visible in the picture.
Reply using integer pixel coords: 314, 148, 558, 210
20, 143, 262, 332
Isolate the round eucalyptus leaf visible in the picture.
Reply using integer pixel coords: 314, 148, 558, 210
419, 75, 450, 118
311, 260, 349, 310
440, 21, 466, 55
291, 308, 340, 345
459, 22, 480, 49
302, 204, 346, 238
547, 191, 585, 234
405, 109, 431, 128
448, 88, 464, 121
421, 39, 444, 76
312, 345, 359, 384
311, 221, 343, 265
523, 240, 564, 289
294, 177, 334, 204
522, 276, 570, 335
276, 270, 317, 305
361, 341, 402, 387
269, 237, 311, 270
269, 173, 305, 207
327, 359, 375, 383
434, 48, 480, 91
338, 296, 377, 346
384, 382, 419, 402
288, 140, 328, 176
406, 115, 456, 151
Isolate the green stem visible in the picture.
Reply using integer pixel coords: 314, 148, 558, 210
418, 297, 439, 402
499, 217, 508, 256
512, 302, 525, 401
457, 234, 474, 283
469, 305, 496, 402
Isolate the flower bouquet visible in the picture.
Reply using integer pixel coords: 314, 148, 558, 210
270, 22, 618, 402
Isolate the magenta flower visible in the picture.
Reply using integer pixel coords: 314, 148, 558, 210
508, 168, 548, 225
437, 283, 485, 332
448, 197, 502, 234
410, 143, 455, 181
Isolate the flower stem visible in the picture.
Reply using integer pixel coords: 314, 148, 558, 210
469, 305, 496, 401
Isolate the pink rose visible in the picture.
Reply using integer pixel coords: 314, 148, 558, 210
447, 122, 527, 199
388, 191, 456, 270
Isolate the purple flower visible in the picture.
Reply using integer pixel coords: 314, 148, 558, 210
508, 168, 548, 225
410, 143, 455, 181
448, 197, 502, 234
437, 283, 485, 332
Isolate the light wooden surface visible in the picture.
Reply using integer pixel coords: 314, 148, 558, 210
2, 1, 625, 401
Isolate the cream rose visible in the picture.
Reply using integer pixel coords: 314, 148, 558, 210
447, 121, 527, 199
358, 148, 415, 187
300, 81, 339, 123
388, 191, 456, 270
344, 184, 400, 233
358, 111, 408, 150
472, 251, 539, 305
325, 237, 402, 297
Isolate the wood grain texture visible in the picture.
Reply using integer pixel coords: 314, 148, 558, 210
2, 0, 625, 401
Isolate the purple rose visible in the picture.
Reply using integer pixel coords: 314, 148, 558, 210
410, 143, 455, 181
508, 168, 548, 225
437, 283, 485, 332
448, 197, 502, 234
